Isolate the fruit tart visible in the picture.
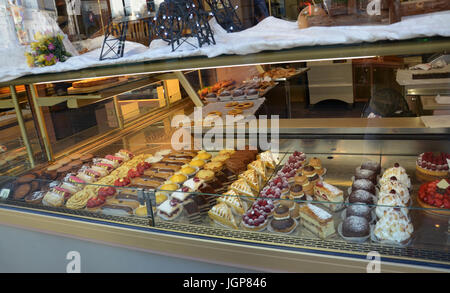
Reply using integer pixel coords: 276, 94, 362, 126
241, 208, 269, 231
416, 152, 449, 179
417, 179, 450, 216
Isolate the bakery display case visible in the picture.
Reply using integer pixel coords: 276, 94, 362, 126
1, 2, 450, 271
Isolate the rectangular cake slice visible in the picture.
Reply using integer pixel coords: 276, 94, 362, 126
313, 181, 344, 212
299, 203, 335, 239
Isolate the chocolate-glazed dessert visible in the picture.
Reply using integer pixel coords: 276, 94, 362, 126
355, 167, 376, 184
342, 216, 370, 237
360, 161, 381, 175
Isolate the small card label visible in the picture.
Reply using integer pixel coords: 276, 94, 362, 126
0, 188, 10, 199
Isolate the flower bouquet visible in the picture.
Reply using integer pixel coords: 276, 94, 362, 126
25, 32, 71, 67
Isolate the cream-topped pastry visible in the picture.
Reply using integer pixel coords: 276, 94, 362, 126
379, 179, 410, 205
42, 191, 65, 207
145, 154, 163, 164
183, 178, 204, 191
374, 208, 413, 244
90, 165, 109, 177
379, 163, 411, 188
375, 190, 408, 219
99, 158, 119, 168
114, 152, 130, 162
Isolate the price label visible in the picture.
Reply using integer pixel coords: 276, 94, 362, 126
0, 188, 10, 199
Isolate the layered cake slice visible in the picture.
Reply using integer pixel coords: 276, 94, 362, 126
299, 203, 335, 239
313, 181, 344, 211
208, 202, 238, 229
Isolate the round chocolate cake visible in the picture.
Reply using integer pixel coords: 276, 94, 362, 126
360, 161, 381, 175
346, 204, 372, 221
270, 218, 296, 233
352, 179, 376, 194
355, 167, 376, 184
349, 189, 375, 205
342, 216, 370, 237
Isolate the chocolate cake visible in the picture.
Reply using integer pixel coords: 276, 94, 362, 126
352, 179, 376, 194
346, 204, 372, 221
270, 218, 296, 233
349, 189, 374, 205
342, 216, 370, 237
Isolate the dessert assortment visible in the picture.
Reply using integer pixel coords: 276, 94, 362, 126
198, 78, 275, 103
3, 147, 450, 247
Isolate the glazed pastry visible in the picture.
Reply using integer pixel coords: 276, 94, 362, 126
208, 202, 238, 229
374, 208, 413, 244
196, 169, 215, 182
299, 203, 335, 239
158, 183, 179, 192
352, 179, 376, 194
342, 216, 370, 238
242, 208, 269, 231
230, 178, 255, 199
211, 154, 230, 163
258, 150, 277, 169
180, 165, 197, 177
248, 160, 267, 181
156, 193, 168, 206
379, 163, 411, 189
189, 159, 206, 169
204, 161, 223, 173
349, 189, 375, 205
313, 181, 344, 212
217, 190, 246, 215
195, 151, 212, 161
239, 169, 261, 192
169, 173, 188, 185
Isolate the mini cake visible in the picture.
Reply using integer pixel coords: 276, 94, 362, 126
180, 165, 197, 177
352, 179, 376, 194
290, 184, 305, 199
169, 173, 188, 185
360, 161, 381, 175
313, 181, 344, 211
309, 157, 325, 176
204, 161, 223, 173
342, 216, 370, 238
251, 198, 275, 217
416, 152, 449, 178
346, 204, 372, 221
374, 208, 413, 244
379, 163, 411, 189
349, 189, 375, 205
157, 198, 183, 220
299, 203, 335, 239
242, 208, 269, 231
301, 165, 316, 177
355, 167, 377, 184
189, 159, 206, 169
269, 206, 296, 233
196, 151, 212, 161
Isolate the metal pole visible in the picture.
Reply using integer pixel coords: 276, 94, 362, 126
174, 71, 204, 107
112, 95, 124, 129
10, 86, 35, 168
29, 84, 53, 161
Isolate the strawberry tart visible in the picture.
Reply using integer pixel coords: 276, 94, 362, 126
417, 179, 450, 216
416, 152, 449, 179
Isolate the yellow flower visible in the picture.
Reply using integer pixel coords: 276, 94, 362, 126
37, 54, 46, 63
34, 32, 43, 41
25, 53, 34, 67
